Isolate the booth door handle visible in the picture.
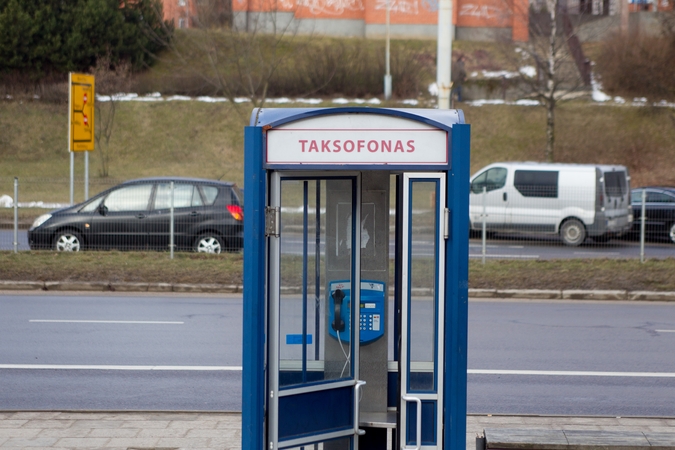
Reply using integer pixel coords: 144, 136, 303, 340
354, 380, 367, 436
401, 395, 422, 450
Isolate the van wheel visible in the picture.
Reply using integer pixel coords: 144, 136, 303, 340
560, 219, 586, 247
668, 223, 675, 244
53, 231, 83, 252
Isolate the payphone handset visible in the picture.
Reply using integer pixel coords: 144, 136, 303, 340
328, 280, 386, 345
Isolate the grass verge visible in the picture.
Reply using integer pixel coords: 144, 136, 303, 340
1, 252, 674, 292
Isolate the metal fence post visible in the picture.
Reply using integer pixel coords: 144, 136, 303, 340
640, 188, 646, 263
170, 181, 175, 260
481, 186, 487, 265
13, 177, 18, 253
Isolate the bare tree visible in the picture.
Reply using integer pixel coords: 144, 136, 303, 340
92, 53, 132, 178
502, 0, 592, 162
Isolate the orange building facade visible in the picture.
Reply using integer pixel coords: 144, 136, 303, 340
162, 0, 530, 41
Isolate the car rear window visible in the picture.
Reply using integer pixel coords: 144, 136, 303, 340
154, 183, 203, 209
604, 172, 626, 198
514, 170, 558, 198
202, 185, 219, 205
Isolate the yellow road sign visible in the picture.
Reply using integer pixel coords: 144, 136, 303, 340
69, 73, 95, 152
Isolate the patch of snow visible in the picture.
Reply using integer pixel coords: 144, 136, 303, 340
166, 95, 191, 101
402, 99, 419, 105
591, 74, 611, 102
614, 97, 626, 104
299, 98, 322, 104
0, 195, 14, 208
428, 83, 438, 96
519, 66, 536, 78
470, 71, 478, 78
481, 70, 520, 79
468, 99, 506, 106
515, 99, 539, 106
234, 97, 251, 103
656, 100, 675, 108
196, 96, 227, 103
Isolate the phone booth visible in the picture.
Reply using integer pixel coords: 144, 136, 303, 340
242, 108, 470, 450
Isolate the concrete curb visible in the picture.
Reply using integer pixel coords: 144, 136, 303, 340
0, 280, 674, 301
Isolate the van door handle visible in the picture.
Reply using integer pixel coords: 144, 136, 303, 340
503, 193, 508, 202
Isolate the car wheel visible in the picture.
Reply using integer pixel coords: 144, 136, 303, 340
195, 234, 224, 254
669, 223, 675, 244
560, 219, 586, 247
53, 231, 83, 252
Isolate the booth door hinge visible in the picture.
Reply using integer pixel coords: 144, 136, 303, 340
444, 208, 450, 240
265, 206, 280, 237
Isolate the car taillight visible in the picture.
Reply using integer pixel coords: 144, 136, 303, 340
227, 204, 243, 221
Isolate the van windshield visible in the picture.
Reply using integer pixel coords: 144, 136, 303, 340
604, 172, 626, 198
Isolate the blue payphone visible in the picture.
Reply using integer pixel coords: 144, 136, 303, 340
328, 280, 386, 345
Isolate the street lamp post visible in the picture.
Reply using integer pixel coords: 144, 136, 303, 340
437, 0, 453, 109
384, 0, 392, 100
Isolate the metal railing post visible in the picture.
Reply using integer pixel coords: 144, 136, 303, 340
482, 186, 487, 265
640, 188, 646, 263
170, 181, 175, 260
13, 177, 18, 253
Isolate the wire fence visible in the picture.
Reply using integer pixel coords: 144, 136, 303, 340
1, 178, 673, 259
0, 177, 244, 256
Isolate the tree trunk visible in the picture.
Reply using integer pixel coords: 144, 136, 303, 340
545, 99, 555, 162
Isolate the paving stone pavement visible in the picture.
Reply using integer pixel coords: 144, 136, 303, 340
1, 411, 674, 449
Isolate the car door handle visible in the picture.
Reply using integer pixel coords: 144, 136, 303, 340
136, 214, 146, 219
190, 211, 200, 216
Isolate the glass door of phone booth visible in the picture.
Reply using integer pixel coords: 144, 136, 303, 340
267, 171, 446, 450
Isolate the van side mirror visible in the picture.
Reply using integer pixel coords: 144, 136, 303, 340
98, 203, 108, 216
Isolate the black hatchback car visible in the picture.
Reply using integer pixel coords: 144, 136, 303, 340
630, 187, 675, 244
28, 177, 244, 253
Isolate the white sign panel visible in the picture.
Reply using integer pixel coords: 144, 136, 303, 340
266, 114, 448, 165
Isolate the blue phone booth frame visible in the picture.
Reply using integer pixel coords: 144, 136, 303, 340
242, 107, 470, 450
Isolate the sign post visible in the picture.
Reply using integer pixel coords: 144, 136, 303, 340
68, 73, 95, 204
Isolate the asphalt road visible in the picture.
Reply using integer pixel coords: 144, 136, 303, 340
1, 292, 674, 415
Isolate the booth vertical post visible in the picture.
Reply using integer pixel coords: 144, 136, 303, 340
445, 123, 471, 450
243, 126, 266, 450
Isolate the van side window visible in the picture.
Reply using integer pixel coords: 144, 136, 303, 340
471, 167, 507, 194
514, 170, 559, 198
604, 172, 626, 198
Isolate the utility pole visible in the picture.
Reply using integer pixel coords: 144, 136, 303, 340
437, 0, 453, 109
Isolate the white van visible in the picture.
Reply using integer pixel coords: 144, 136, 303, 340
469, 162, 633, 246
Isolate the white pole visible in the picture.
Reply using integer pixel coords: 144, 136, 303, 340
437, 0, 453, 109
84, 151, 89, 200
13, 177, 18, 254
640, 188, 646, 263
482, 186, 487, 264
170, 181, 175, 259
68, 72, 74, 206
384, 0, 392, 100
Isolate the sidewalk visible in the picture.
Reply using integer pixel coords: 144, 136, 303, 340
0, 411, 673, 449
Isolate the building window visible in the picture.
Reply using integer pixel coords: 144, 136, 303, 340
178, 18, 187, 28
178, 0, 186, 6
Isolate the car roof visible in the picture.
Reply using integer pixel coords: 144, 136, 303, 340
120, 177, 236, 187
